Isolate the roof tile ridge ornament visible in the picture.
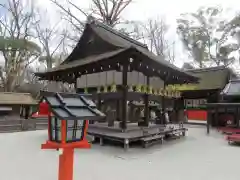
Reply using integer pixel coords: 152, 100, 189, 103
87, 15, 96, 24
87, 16, 148, 49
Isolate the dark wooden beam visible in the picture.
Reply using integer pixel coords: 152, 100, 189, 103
214, 107, 219, 127
234, 107, 237, 127
161, 82, 166, 124
120, 64, 128, 131
97, 94, 102, 110
237, 108, 240, 128
74, 78, 78, 91
207, 109, 211, 134
161, 73, 171, 124
116, 100, 120, 122
144, 76, 150, 126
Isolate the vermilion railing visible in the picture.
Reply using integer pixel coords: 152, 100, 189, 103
186, 110, 207, 121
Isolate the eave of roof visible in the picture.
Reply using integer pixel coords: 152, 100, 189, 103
35, 16, 199, 84
35, 49, 127, 77
35, 47, 198, 84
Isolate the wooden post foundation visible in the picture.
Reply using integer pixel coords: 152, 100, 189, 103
58, 148, 74, 180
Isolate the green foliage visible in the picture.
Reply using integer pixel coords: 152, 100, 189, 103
0, 36, 41, 53
84, 87, 88, 94
110, 83, 117, 92
177, 6, 238, 67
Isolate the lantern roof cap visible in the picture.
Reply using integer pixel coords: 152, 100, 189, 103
40, 91, 105, 121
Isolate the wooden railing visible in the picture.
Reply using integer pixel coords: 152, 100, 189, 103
0, 118, 48, 133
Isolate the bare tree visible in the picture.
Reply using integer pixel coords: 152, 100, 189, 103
133, 17, 176, 63
166, 41, 176, 64
50, 0, 133, 44
90, 0, 133, 26
35, 9, 68, 69
0, 0, 41, 91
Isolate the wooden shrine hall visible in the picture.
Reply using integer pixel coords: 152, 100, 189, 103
35, 16, 199, 148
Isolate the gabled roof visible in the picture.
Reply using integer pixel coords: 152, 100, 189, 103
35, 16, 198, 84
62, 16, 192, 74
185, 66, 234, 90
62, 16, 148, 64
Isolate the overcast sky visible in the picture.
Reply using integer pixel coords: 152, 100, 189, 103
35, 0, 240, 67
1, 0, 240, 68
38, 0, 240, 21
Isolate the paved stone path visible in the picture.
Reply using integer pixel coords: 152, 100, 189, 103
0, 125, 239, 180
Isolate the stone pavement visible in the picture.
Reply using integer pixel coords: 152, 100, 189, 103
0, 125, 239, 180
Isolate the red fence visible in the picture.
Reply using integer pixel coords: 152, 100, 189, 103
187, 110, 207, 121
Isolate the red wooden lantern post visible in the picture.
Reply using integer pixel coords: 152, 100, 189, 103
39, 91, 105, 180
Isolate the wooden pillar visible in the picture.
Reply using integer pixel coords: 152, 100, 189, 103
235, 106, 239, 127
24, 105, 30, 119
237, 107, 240, 128
234, 106, 237, 126
161, 82, 166, 124
144, 76, 150, 126
207, 108, 211, 134
74, 78, 77, 92
214, 107, 218, 127
97, 94, 102, 110
116, 100, 120, 121
20, 105, 24, 118
120, 64, 128, 131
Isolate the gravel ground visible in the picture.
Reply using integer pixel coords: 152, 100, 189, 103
0, 125, 239, 180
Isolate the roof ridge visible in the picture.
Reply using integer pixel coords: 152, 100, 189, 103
87, 16, 148, 49
186, 66, 228, 73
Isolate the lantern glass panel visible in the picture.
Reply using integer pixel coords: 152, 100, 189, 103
50, 116, 61, 142
66, 120, 85, 142
50, 117, 55, 141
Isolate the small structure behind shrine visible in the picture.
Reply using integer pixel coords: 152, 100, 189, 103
206, 79, 240, 128
205, 79, 240, 144
0, 92, 37, 118
174, 66, 236, 122
0, 92, 38, 132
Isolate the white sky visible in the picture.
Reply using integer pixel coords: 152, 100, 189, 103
36, 0, 240, 68
38, 0, 240, 21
